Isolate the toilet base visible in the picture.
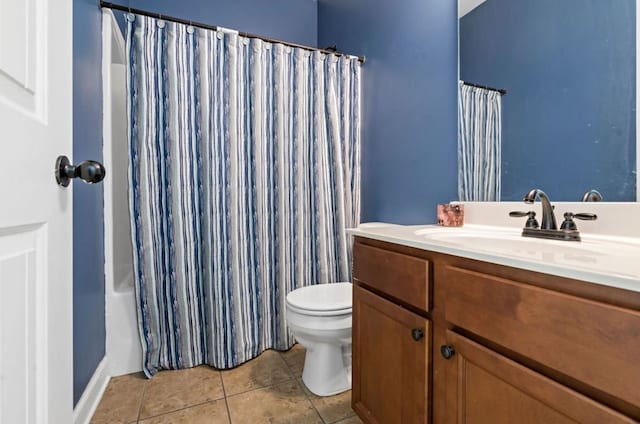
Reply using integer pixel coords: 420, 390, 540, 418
301, 342, 352, 397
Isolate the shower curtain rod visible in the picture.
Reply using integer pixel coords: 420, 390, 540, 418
100, 1, 366, 64
461, 80, 507, 96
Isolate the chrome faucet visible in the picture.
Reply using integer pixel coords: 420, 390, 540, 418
581, 189, 603, 202
523, 189, 557, 230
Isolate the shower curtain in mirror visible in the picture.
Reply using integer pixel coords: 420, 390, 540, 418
126, 14, 361, 376
458, 82, 502, 201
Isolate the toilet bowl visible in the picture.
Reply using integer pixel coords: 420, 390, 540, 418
286, 282, 352, 396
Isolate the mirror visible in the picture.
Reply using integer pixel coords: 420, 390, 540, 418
459, 0, 636, 201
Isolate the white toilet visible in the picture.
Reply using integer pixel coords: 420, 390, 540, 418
286, 282, 352, 396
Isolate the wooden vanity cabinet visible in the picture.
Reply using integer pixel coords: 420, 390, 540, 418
351, 236, 640, 424
352, 241, 432, 423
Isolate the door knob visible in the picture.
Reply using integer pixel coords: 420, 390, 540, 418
55, 155, 106, 187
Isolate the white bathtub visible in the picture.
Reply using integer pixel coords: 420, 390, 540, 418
103, 10, 143, 377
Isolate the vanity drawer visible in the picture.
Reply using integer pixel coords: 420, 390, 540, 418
444, 265, 640, 410
353, 242, 430, 312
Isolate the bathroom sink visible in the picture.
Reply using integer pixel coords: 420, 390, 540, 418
414, 226, 605, 254
412, 225, 640, 279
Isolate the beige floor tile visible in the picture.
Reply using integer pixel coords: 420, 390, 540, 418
139, 366, 225, 419
221, 350, 292, 396
280, 344, 306, 378
139, 399, 230, 424
91, 372, 147, 424
298, 380, 355, 424
227, 380, 322, 424
333, 416, 363, 424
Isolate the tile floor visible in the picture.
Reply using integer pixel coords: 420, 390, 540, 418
91, 344, 362, 424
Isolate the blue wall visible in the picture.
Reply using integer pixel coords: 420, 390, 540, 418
73, 0, 106, 405
126, 0, 317, 46
461, 0, 636, 201
318, 0, 459, 224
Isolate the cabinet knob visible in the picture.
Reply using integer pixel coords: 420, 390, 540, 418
411, 328, 424, 341
440, 345, 456, 359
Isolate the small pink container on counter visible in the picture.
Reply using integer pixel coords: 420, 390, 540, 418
437, 203, 464, 227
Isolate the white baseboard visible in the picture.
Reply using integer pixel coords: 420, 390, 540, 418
73, 357, 111, 424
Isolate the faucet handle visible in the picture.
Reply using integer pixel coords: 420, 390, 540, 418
560, 212, 598, 231
509, 211, 539, 229
572, 213, 597, 221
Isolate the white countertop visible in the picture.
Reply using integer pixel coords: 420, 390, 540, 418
348, 223, 640, 293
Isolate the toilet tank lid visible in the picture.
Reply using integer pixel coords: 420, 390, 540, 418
286, 282, 352, 312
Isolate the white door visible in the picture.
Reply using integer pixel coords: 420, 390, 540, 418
0, 0, 74, 422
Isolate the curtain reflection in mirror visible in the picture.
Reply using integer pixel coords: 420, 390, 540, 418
458, 82, 502, 201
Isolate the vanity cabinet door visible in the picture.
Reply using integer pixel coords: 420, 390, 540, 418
353, 283, 430, 424
442, 330, 634, 424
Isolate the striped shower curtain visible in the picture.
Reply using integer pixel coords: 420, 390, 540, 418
458, 82, 502, 201
126, 14, 361, 376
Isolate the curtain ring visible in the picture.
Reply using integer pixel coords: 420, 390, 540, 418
156, 13, 166, 29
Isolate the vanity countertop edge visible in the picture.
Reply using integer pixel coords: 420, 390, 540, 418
348, 224, 640, 294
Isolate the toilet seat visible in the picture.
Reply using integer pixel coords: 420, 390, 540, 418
286, 282, 352, 313
286, 303, 351, 317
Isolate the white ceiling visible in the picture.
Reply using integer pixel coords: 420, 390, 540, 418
459, 0, 487, 18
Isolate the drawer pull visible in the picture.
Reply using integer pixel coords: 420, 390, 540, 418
440, 345, 456, 359
411, 328, 424, 341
